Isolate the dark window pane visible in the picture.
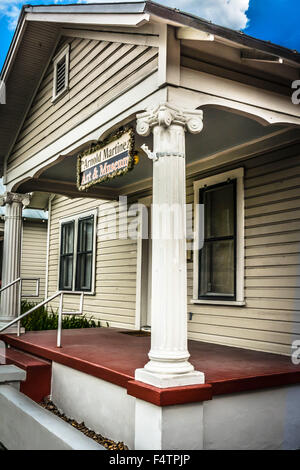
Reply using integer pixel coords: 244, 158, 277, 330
76, 253, 92, 291
61, 222, 74, 255
60, 256, 73, 290
78, 217, 93, 252
200, 240, 235, 296
204, 184, 235, 238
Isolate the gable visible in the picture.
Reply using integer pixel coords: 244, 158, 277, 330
8, 34, 158, 173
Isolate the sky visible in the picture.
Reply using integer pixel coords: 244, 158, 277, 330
0, 0, 300, 69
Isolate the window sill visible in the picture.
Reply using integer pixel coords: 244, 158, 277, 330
60, 290, 96, 296
190, 299, 246, 307
52, 87, 69, 104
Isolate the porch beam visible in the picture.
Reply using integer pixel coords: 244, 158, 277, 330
135, 102, 205, 388
60, 28, 159, 47
168, 84, 300, 127
241, 49, 283, 63
19, 179, 120, 201
158, 24, 180, 87
25, 12, 151, 28
176, 27, 214, 41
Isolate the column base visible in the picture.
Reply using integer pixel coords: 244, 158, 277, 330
135, 368, 205, 389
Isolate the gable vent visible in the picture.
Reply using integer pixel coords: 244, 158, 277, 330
56, 57, 66, 96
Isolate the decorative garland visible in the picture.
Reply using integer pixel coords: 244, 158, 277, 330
77, 127, 135, 191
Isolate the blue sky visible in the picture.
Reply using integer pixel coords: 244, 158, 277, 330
1, 0, 300, 69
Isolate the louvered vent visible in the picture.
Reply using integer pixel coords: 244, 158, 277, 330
55, 57, 66, 96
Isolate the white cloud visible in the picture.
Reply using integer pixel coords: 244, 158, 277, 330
83, 0, 250, 30
0, 0, 76, 30
0, 1, 25, 30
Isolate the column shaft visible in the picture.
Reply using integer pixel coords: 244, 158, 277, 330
0, 193, 30, 329
135, 103, 205, 388
148, 125, 190, 370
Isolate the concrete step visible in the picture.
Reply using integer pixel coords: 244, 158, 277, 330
0, 346, 51, 403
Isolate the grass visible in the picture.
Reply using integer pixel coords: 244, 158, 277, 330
21, 300, 101, 331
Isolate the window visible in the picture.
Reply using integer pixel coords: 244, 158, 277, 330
52, 44, 70, 102
59, 210, 97, 293
192, 168, 245, 306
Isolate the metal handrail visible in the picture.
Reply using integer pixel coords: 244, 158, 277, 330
0, 290, 84, 348
0, 277, 40, 336
0, 277, 21, 293
0, 277, 40, 296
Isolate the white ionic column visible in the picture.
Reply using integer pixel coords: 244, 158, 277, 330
135, 103, 205, 388
0, 192, 31, 332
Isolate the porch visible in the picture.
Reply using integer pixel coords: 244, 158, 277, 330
1, 327, 300, 450
2, 327, 300, 399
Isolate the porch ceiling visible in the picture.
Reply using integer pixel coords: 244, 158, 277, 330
16, 107, 294, 203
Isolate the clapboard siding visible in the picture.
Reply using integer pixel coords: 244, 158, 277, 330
8, 35, 158, 171
187, 144, 300, 355
21, 222, 48, 302
47, 195, 138, 329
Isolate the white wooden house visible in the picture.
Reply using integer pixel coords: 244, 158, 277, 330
0, 1, 300, 450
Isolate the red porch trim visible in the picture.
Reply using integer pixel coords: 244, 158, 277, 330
127, 380, 212, 406
2, 329, 300, 407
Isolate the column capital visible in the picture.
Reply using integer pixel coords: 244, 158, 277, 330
0, 192, 31, 208
136, 102, 203, 137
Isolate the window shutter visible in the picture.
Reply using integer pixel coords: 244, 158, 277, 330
55, 56, 66, 96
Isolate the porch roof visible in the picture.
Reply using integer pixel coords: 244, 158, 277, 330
1, 1, 300, 180
1, 328, 300, 406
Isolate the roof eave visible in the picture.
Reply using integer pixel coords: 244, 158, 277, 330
1, 5, 28, 81
2, 0, 300, 78
144, 1, 300, 66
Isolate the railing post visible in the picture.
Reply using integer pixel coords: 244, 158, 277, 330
17, 279, 22, 337
36, 278, 40, 297
80, 292, 84, 313
57, 293, 63, 348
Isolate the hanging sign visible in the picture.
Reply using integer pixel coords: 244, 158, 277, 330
77, 129, 135, 191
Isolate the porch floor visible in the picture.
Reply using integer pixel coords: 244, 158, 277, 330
1, 328, 300, 404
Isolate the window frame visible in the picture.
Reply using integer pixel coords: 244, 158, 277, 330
192, 168, 245, 306
58, 209, 97, 294
52, 44, 70, 103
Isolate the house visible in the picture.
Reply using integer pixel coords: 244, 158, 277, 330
0, 1, 300, 450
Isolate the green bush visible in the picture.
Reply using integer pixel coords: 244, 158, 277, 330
21, 300, 101, 331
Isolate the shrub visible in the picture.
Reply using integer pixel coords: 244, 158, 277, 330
21, 300, 101, 331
